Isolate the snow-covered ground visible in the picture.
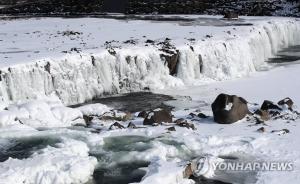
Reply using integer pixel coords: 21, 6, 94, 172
0, 15, 300, 184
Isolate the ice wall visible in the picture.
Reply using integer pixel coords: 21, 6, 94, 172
0, 19, 299, 106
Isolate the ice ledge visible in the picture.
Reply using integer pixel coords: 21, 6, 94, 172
0, 18, 299, 106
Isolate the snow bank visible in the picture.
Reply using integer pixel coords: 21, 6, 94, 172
0, 17, 299, 106
0, 99, 83, 128
140, 160, 193, 184
0, 138, 97, 184
76, 103, 111, 116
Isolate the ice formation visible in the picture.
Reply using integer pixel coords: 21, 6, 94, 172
0, 18, 299, 106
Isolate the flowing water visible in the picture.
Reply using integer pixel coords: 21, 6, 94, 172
71, 92, 175, 112
0, 136, 60, 162
267, 45, 300, 64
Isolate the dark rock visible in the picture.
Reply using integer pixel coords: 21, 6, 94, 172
211, 93, 250, 124
189, 46, 194, 52
83, 115, 94, 125
44, 62, 51, 74
91, 55, 96, 66
145, 39, 155, 44
70, 47, 81, 53
160, 50, 179, 75
254, 117, 266, 125
175, 118, 196, 130
197, 113, 208, 118
254, 109, 270, 121
123, 39, 137, 44
166, 126, 176, 131
199, 55, 203, 73
107, 47, 116, 56
174, 118, 185, 124
90, 128, 101, 134
143, 109, 172, 125
109, 122, 125, 130
127, 122, 137, 129
257, 127, 265, 133
278, 97, 294, 110
138, 111, 148, 118
271, 129, 290, 135
261, 100, 282, 111
61, 30, 82, 36
189, 113, 197, 118
269, 110, 281, 117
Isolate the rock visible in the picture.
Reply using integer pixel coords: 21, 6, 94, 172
271, 129, 290, 135
166, 126, 176, 131
160, 50, 179, 75
145, 39, 155, 44
61, 30, 82, 36
83, 115, 94, 125
278, 97, 294, 110
90, 128, 101, 134
261, 100, 281, 111
197, 113, 208, 118
183, 163, 194, 178
127, 122, 137, 129
44, 62, 51, 73
254, 116, 266, 125
138, 111, 148, 118
257, 127, 265, 133
107, 47, 116, 56
269, 110, 281, 117
189, 113, 197, 118
109, 122, 125, 130
101, 111, 132, 121
143, 109, 172, 125
254, 109, 270, 121
211, 93, 250, 124
175, 118, 196, 130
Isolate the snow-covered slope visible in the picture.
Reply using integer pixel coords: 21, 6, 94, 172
0, 16, 300, 106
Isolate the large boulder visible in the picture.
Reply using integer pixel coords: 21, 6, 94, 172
143, 109, 172, 125
211, 94, 250, 124
261, 100, 281, 111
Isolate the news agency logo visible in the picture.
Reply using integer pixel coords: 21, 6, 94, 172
213, 161, 294, 172
193, 157, 294, 177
